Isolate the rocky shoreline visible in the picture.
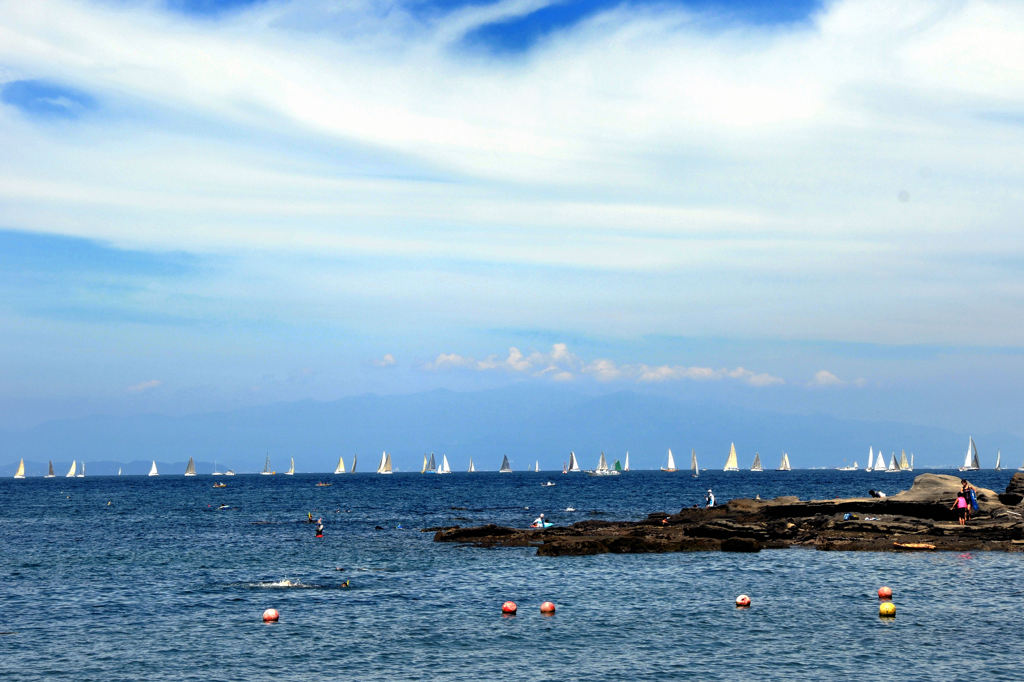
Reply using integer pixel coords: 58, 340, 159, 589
432, 473, 1024, 555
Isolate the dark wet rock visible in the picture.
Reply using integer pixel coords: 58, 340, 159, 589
434, 474, 1024, 556
1000, 473, 1024, 505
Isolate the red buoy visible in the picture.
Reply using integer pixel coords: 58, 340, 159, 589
501, 601, 517, 614
878, 586, 892, 599
262, 608, 279, 622
539, 601, 556, 614
735, 594, 751, 608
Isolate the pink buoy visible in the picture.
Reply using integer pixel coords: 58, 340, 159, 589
735, 594, 751, 608
262, 608, 280, 622
539, 601, 556, 614
501, 601, 517, 615
878, 586, 892, 599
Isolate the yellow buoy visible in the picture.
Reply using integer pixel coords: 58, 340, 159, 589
879, 602, 896, 617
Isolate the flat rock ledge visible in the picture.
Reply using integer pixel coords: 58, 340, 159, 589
433, 473, 1024, 556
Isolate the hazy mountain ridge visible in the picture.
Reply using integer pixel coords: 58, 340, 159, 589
2, 386, 1019, 475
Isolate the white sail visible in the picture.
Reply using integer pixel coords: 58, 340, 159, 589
117, 466, 122, 476
499, 455, 512, 473
751, 452, 762, 472
691, 449, 699, 476
899, 450, 910, 470
66, 460, 76, 477
534, 460, 539, 473
77, 462, 85, 477
959, 436, 980, 471
148, 460, 159, 477
261, 455, 274, 475
909, 453, 914, 471
285, 457, 295, 475
468, 457, 476, 473
661, 448, 677, 472
14, 458, 25, 479
777, 453, 791, 471
350, 454, 357, 473
568, 451, 581, 472
46, 461, 55, 478
995, 450, 1001, 471
723, 443, 739, 471
420, 454, 428, 474
438, 454, 451, 474
865, 446, 874, 472
873, 450, 886, 471
334, 456, 346, 474
597, 452, 608, 471
886, 452, 899, 472
377, 450, 392, 474
184, 456, 196, 476
624, 451, 630, 472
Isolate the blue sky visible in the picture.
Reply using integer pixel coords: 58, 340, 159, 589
1, 0, 1023, 441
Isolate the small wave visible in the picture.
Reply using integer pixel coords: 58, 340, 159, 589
250, 579, 313, 589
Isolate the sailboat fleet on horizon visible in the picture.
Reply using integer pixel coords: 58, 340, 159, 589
7, 436, 1016, 476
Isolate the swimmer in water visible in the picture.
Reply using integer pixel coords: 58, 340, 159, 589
315, 518, 324, 537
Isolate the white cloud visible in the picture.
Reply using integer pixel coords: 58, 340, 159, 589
126, 379, 161, 393
808, 370, 854, 387
425, 344, 784, 387
373, 353, 396, 367
0, 0, 1022, 345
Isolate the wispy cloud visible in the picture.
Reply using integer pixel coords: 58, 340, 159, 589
808, 370, 866, 388
126, 379, 161, 393
374, 353, 397, 367
425, 344, 784, 387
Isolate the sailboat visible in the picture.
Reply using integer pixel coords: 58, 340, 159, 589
899, 450, 910, 471
13, 458, 25, 479
284, 457, 295, 476
437, 454, 452, 474
117, 466, 122, 476
212, 461, 222, 476
77, 462, 85, 478
776, 452, 791, 471
148, 461, 159, 477
350, 454, 357, 473
691, 449, 699, 477
377, 451, 393, 475
499, 455, 512, 473
837, 460, 858, 471
587, 451, 620, 476
886, 452, 900, 472
420, 454, 429, 474
334, 456, 346, 475
567, 451, 582, 473
66, 460, 77, 478
468, 457, 476, 473
750, 452, 763, 472
534, 460, 540, 473
723, 443, 739, 472
865, 447, 874, 472
873, 449, 886, 472
613, 458, 622, 472
909, 453, 914, 471
46, 461, 55, 478
184, 456, 197, 476
426, 453, 437, 474
958, 436, 980, 472
995, 450, 1001, 471
624, 451, 630, 472
661, 449, 677, 472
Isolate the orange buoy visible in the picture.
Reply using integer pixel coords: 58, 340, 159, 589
262, 608, 280, 622
878, 586, 893, 599
879, 601, 896, 617
539, 601, 556, 614
735, 594, 751, 608
501, 601, 517, 615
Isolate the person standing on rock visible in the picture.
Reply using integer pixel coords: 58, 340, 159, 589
705, 489, 715, 508
952, 491, 969, 525
961, 479, 979, 521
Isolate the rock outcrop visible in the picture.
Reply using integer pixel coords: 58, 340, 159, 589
433, 474, 1024, 555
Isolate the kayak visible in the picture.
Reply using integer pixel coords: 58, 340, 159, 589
531, 522, 554, 528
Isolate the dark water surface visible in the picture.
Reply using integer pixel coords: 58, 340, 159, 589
2, 470, 1022, 680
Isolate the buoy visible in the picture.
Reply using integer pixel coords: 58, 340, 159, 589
539, 601, 556, 614
735, 594, 751, 608
879, 602, 896, 617
262, 608, 279, 622
501, 601, 517, 615
878, 586, 893, 599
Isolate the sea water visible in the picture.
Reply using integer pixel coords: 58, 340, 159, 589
1, 470, 1022, 680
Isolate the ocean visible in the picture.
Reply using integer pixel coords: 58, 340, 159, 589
1, 469, 1022, 680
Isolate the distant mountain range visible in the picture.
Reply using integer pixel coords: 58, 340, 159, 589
1, 385, 1019, 475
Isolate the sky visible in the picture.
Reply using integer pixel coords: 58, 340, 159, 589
1, 0, 1023, 438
